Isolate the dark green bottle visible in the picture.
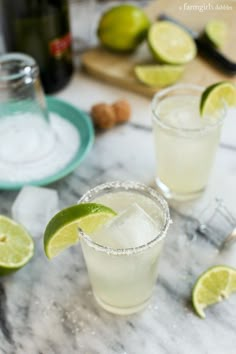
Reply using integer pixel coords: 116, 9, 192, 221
2, 0, 73, 93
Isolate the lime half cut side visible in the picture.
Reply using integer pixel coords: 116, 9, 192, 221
200, 81, 236, 116
192, 265, 236, 319
148, 21, 197, 64
205, 19, 228, 48
134, 64, 184, 87
0, 215, 34, 275
44, 203, 117, 259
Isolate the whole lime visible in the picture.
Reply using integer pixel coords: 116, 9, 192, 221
97, 5, 150, 52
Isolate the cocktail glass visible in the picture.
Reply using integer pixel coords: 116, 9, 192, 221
78, 181, 170, 315
152, 84, 225, 201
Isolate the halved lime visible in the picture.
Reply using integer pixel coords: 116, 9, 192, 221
192, 265, 236, 318
44, 203, 116, 259
205, 19, 228, 48
134, 64, 184, 87
200, 81, 236, 116
148, 21, 197, 64
0, 215, 34, 275
97, 4, 150, 52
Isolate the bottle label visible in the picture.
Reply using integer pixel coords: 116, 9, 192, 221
49, 33, 72, 58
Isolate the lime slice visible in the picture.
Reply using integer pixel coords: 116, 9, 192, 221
97, 4, 150, 52
148, 21, 197, 64
0, 215, 34, 275
134, 64, 184, 87
44, 203, 116, 259
205, 19, 228, 48
200, 81, 236, 116
192, 265, 236, 318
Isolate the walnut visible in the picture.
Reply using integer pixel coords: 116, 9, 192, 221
112, 99, 131, 123
91, 103, 116, 129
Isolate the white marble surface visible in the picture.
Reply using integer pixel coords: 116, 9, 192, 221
0, 70, 236, 354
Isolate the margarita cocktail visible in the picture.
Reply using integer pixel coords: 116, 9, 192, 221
79, 181, 170, 315
152, 84, 224, 200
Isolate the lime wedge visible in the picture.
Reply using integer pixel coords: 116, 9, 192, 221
200, 81, 236, 116
0, 215, 34, 275
205, 19, 228, 48
192, 265, 236, 318
148, 21, 197, 64
134, 64, 184, 87
44, 203, 116, 259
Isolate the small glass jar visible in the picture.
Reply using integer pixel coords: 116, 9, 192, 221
0, 53, 54, 165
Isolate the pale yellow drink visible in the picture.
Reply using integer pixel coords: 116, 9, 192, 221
79, 181, 170, 315
152, 85, 224, 200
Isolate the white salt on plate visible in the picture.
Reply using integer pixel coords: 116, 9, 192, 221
0, 112, 80, 182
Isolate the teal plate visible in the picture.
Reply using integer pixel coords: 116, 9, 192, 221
0, 97, 94, 190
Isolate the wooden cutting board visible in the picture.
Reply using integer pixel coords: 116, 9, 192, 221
81, 0, 236, 97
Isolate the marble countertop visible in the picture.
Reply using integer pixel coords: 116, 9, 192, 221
0, 71, 236, 354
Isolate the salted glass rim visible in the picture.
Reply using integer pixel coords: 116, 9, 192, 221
152, 83, 226, 135
0, 53, 38, 82
78, 180, 171, 256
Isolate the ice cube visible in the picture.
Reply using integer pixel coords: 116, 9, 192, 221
11, 186, 59, 237
94, 203, 159, 249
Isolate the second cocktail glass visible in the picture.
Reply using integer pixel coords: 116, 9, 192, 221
152, 84, 225, 201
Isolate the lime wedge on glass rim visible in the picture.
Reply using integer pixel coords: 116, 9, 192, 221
200, 81, 236, 116
148, 21, 197, 64
205, 19, 228, 48
0, 215, 34, 275
44, 203, 116, 259
134, 64, 184, 87
192, 265, 236, 318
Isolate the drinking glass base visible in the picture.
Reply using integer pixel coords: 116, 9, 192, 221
94, 294, 150, 315
155, 178, 205, 201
